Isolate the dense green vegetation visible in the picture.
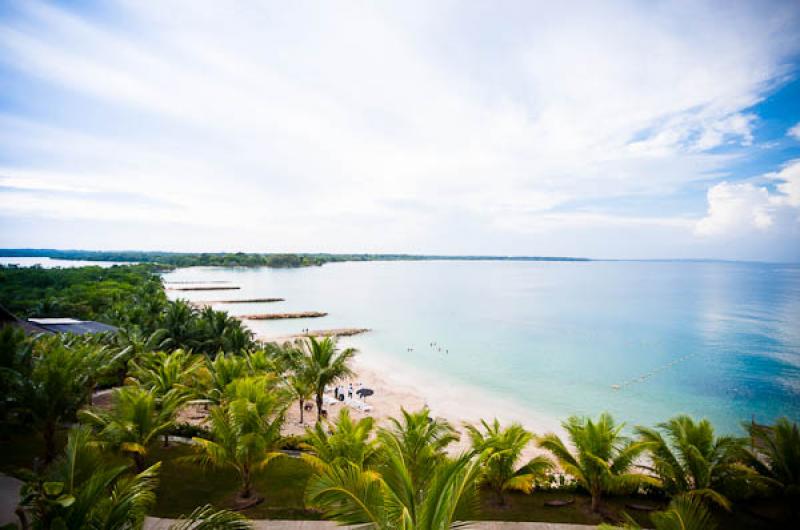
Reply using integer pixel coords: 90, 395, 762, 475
0, 264, 796, 529
0, 248, 591, 267
0, 263, 166, 321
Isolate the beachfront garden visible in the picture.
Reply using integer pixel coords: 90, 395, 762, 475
0, 265, 798, 529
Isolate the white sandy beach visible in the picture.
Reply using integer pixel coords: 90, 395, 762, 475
262, 333, 563, 459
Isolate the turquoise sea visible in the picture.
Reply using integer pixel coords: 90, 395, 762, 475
162, 260, 800, 435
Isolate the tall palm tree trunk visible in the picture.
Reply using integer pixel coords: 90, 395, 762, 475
43, 420, 56, 463
591, 486, 601, 512
241, 466, 252, 498
316, 391, 324, 422
299, 399, 305, 424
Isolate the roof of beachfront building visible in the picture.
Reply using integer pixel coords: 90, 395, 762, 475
27, 317, 117, 335
0, 304, 117, 335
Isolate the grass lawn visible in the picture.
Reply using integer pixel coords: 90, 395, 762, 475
0, 429, 794, 528
148, 443, 320, 519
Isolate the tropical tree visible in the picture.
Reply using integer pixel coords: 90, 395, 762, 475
297, 337, 357, 422
201, 352, 248, 403
0, 324, 33, 431
17, 425, 161, 530
636, 415, 754, 510
538, 412, 656, 512
466, 418, 554, 506
159, 299, 200, 351
305, 408, 482, 529
742, 417, 800, 501
190, 378, 287, 499
167, 505, 252, 530
107, 326, 168, 385
17, 425, 251, 530
79, 387, 180, 471
381, 407, 460, 494
598, 496, 717, 530
302, 408, 377, 471
288, 370, 315, 425
22, 335, 102, 462
128, 349, 203, 400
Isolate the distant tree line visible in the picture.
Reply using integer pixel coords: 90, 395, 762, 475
0, 248, 591, 267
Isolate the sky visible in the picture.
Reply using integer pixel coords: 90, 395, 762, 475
1, 0, 800, 261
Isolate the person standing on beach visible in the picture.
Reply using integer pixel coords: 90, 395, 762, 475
348, 384, 353, 399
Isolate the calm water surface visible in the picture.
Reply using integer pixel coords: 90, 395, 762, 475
163, 260, 800, 434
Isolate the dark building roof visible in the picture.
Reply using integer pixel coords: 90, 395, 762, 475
0, 304, 117, 335
27, 318, 117, 335
0, 304, 48, 334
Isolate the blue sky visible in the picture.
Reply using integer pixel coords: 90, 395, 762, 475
1, 0, 800, 261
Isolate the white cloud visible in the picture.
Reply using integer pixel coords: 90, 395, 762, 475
0, 0, 799, 258
695, 160, 800, 238
789, 122, 800, 141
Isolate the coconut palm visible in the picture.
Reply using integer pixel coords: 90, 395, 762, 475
742, 417, 800, 500
305, 408, 482, 530
302, 408, 378, 471
636, 415, 753, 510
539, 412, 656, 512
201, 352, 249, 403
381, 407, 460, 494
128, 349, 203, 400
159, 299, 200, 351
598, 495, 717, 530
0, 324, 33, 431
289, 371, 315, 425
107, 327, 168, 385
127, 349, 203, 446
297, 336, 356, 422
466, 418, 554, 506
18, 426, 250, 530
167, 505, 252, 530
23, 335, 103, 462
190, 378, 287, 499
17, 425, 161, 530
80, 387, 180, 471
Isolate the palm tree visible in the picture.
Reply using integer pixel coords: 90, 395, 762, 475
466, 418, 553, 506
159, 299, 200, 350
127, 349, 202, 446
17, 425, 161, 530
17, 426, 251, 530
289, 371, 315, 425
23, 335, 101, 462
305, 408, 482, 529
167, 505, 252, 530
80, 386, 180, 471
0, 324, 33, 431
742, 417, 800, 502
539, 412, 656, 513
381, 407, 460, 494
297, 337, 356, 422
190, 378, 286, 500
108, 327, 168, 385
636, 415, 753, 510
201, 352, 248, 404
302, 408, 377, 471
598, 495, 717, 530
128, 349, 203, 400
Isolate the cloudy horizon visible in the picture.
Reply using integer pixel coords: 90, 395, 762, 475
1, 0, 800, 261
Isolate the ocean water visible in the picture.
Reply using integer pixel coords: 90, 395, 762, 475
162, 260, 800, 435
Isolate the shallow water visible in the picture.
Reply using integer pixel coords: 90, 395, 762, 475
163, 260, 800, 434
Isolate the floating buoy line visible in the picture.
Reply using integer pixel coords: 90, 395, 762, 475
611, 352, 697, 391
